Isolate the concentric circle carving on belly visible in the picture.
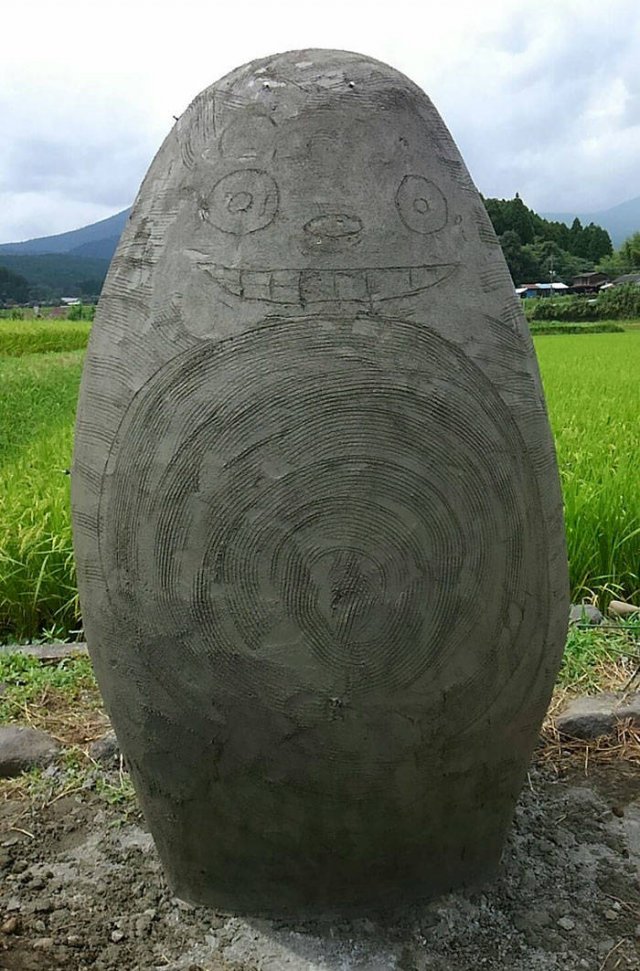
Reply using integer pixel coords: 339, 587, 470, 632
99, 315, 542, 709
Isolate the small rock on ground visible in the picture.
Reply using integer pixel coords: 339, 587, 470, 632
0, 642, 89, 659
89, 734, 120, 764
556, 692, 640, 740
569, 603, 604, 625
0, 725, 61, 778
608, 600, 640, 619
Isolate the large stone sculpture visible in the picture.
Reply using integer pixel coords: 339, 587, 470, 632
72, 50, 569, 916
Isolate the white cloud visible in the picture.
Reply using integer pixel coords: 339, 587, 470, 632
0, 192, 122, 242
1, 0, 639, 240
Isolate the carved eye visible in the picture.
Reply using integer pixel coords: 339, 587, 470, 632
395, 176, 448, 234
207, 169, 279, 234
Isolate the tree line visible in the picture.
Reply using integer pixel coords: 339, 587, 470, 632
483, 193, 617, 285
0, 266, 30, 304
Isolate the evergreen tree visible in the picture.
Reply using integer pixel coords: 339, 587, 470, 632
499, 231, 541, 284
0, 265, 29, 304
483, 194, 613, 284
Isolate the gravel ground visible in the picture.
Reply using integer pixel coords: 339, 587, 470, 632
1, 762, 639, 971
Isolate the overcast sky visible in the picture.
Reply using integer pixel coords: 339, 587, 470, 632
2, 0, 639, 242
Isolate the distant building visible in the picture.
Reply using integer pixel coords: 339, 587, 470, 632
60, 296, 81, 306
571, 272, 609, 293
516, 282, 570, 299
612, 272, 640, 286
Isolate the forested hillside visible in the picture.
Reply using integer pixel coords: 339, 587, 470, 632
483, 194, 613, 285
0, 266, 30, 304
0, 254, 109, 302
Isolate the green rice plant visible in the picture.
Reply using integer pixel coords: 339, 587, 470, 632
0, 319, 90, 357
0, 332, 639, 640
0, 351, 83, 641
529, 321, 624, 335
558, 619, 639, 691
535, 331, 640, 608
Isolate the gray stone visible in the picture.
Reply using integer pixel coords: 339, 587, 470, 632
0, 916, 20, 935
72, 49, 569, 916
569, 603, 603, 625
0, 681, 8, 698
557, 916, 575, 931
597, 939, 616, 956
0, 725, 61, 778
556, 692, 640, 739
607, 599, 640, 619
0, 642, 88, 659
89, 733, 120, 764
32, 937, 55, 950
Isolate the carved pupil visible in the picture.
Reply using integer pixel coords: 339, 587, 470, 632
414, 197, 429, 214
228, 191, 253, 213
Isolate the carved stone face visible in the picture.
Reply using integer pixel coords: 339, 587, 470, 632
151, 55, 480, 333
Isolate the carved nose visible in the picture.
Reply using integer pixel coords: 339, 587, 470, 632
304, 214, 363, 239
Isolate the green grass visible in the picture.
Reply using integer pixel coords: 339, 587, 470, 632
558, 619, 639, 691
529, 321, 624, 335
0, 319, 91, 357
535, 331, 640, 606
0, 651, 137, 811
0, 349, 84, 641
0, 651, 98, 725
0, 323, 639, 641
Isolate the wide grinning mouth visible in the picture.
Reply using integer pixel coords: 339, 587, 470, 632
187, 255, 459, 309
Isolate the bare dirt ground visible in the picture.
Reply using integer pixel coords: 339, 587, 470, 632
1, 759, 639, 971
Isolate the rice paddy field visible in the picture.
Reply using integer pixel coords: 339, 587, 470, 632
0, 319, 638, 643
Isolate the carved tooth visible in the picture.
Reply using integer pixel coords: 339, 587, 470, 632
334, 272, 369, 301
270, 270, 302, 305
369, 268, 412, 303
241, 271, 272, 302
409, 264, 457, 292
300, 270, 338, 304
205, 265, 243, 296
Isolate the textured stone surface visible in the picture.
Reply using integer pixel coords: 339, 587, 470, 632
0, 726, 60, 778
608, 600, 640, 619
569, 603, 604, 626
89, 734, 120, 764
556, 692, 640, 739
72, 50, 569, 915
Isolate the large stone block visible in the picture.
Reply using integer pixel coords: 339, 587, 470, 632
0, 726, 60, 778
72, 50, 569, 916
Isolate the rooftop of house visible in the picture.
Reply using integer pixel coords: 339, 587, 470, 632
516, 282, 570, 291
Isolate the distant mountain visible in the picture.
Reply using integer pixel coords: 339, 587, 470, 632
0, 209, 129, 301
0, 208, 130, 259
542, 196, 640, 248
0, 253, 110, 301
68, 236, 123, 260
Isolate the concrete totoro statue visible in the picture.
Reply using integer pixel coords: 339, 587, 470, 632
72, 49, 569, 916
